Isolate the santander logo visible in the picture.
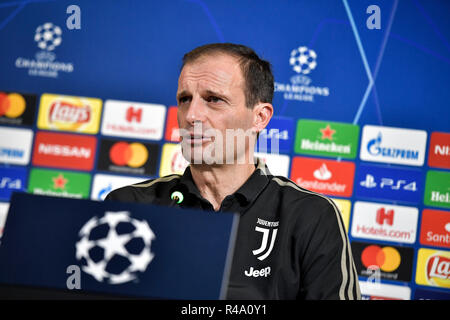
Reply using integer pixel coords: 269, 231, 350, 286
419, 209, 450, 249
290, 156, 354, 197
313, 163, 332, 180
49, 100, 91, 124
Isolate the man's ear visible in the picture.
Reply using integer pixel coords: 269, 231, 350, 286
253, 102, 274, 134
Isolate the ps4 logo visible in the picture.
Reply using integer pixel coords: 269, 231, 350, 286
0, 177, 22, 190
360, 174, 417, 192
0, 169, 27, 201
259, 128, 289, 141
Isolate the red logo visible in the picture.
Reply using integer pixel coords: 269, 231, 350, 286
419, 209, 450, 249
426, 255, 450, 282
376, 208, 394, 226
49, 101, 91, 124
361, 245, 401, 272
52, 173, 68, 189
32, 131, 97, 171
289, 156, 355, 197
164, 106, 180, 142
125, 106, 142, 123
428, 132, 450, 169
320, 124, 336, 140
109, 141, 148, 168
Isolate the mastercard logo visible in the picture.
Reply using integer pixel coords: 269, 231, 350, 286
109, 142, 148, 168
0, 92, 26, 118
361, 245, 401, 272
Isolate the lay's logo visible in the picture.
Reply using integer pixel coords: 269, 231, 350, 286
48, 100, 91, 124
38, 93, 102, 134
416, 248, 450, 289
427, 255, 449, 285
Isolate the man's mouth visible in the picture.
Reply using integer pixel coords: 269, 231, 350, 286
183, 134, 214, 145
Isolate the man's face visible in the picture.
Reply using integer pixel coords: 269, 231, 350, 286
176, 53, 256, 165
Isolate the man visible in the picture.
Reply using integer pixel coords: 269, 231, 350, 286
105, 43, 361, 300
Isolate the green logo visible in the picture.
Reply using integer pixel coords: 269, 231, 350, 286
28, 168, 91, 199
424, 170, 450, 209
294, 119, 359, 159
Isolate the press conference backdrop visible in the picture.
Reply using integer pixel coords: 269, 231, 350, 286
0, 0, 449, 300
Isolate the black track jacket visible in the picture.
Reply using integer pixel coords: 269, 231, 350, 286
105, 159, 361, 300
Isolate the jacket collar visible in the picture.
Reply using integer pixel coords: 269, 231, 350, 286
179, 158, 271, 208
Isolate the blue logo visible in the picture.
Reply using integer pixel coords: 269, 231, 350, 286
366, 133, 419, 160
0, 148, 25, 159
0, 166, 28, 201
256, 117, 294, 153
96, 183, 112, 201
413, 288, 450, 300
354, 164, 424, 204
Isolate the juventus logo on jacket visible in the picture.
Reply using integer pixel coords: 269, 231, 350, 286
252, 218, 279, 261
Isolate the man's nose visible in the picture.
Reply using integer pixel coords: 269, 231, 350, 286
184, 96, 206, 124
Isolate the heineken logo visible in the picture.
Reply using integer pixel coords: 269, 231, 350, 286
294, 120, 359, 159
320, 124, 335, 140
52, 173, 68, 189
28, 168, 91, 199
424, 170, 450, 210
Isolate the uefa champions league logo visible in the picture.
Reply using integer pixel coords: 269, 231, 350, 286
289, 46, 317, 75
75, 211, 155, 284
274, 45, 329, 102
15, 21, 74, 78
34, 22, 62, 52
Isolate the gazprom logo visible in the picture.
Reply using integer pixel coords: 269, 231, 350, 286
360, 126, 427, 167
367, 133, 419, 160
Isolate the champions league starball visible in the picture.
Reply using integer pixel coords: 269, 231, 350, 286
75, 211, 155, 284
289, 46, 317, 75
34, 22, 62, 51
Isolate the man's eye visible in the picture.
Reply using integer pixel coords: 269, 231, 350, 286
178, 96, 190, 104
207, 96, 222, 103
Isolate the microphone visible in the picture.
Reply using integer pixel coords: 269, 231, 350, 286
170, 191, 184, 205
169, 184, 188, 207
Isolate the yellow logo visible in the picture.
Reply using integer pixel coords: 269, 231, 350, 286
331, 198, 351, 232
159, 143, 189, 177
416, 248, 450, 288
37, 93, 102, 134
0, 92, 26, 118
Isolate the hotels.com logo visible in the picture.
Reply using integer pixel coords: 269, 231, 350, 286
49, 100, 91, 124
426, 254, 450, 287
351, 202, 418, 244
125, 106, 142, 123
376, 208, 394, 226
101, 100, 166, 141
